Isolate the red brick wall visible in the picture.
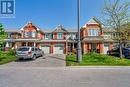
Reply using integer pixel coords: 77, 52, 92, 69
63, 33, 67, 40
100, 43, 104, 54
38, 32, 43, 39
83, 43, 88, 54
53, 33, 57, 39
109, 43, 113, 50
36, 43, 40, 48
81, 28, 88, 39
50, 44, 53, 54
80, 29, 84, 39
65, 43, 68, 54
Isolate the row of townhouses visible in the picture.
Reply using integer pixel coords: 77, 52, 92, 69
4, 17, 119, 54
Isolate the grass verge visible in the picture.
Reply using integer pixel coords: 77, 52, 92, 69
0, 50, 16, 65
66, 53, 130, 66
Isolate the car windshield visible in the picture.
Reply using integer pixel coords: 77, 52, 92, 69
17, 47, 29, 51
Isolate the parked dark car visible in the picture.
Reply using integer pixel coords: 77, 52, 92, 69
16, 47, 44, 60
123, 47, 130, 58
107, 47, 130, 58
107, 47, 121, 57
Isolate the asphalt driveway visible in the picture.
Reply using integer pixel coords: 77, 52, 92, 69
0, 54, 66, 67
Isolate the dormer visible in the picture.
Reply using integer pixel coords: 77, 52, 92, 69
53, 25, 68, 40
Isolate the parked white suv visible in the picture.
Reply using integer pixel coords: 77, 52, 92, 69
16, 47, 44, 60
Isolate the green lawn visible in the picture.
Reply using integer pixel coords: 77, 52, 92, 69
66, 53, 130, 66
0, 50, 16, 65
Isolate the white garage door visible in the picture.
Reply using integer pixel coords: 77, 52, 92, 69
104, 43, 109, 54
41, 46, 50, 54
54, 45, 64, 54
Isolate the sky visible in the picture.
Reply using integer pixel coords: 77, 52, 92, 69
0, 0, 122, 30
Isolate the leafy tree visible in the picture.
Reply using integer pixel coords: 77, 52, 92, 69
0, 23, 7, 51
102, 0, 130, 58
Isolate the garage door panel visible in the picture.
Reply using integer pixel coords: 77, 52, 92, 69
54, 45, 64, 54
41, 46, 50, 54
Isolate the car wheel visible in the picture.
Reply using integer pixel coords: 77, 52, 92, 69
32, 55, 36, 60
42, 53, 44, 57
18, 58, 23, 61
41, 52, 44, 57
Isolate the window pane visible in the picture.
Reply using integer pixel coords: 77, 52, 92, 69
88, 29, 99, 36
32, 32, 35, 37
25, 32, 32, 37
58, 33, 63, 39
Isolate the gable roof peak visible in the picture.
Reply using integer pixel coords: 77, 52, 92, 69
87, 17, 99, 24
20, 21, 40, 31
28, 21, 32, 24
57, 25, 64, 30
53, 25, 68, 33
27, 21, 34, 26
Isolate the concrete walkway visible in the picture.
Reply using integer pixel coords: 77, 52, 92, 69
0, 54, 66, 67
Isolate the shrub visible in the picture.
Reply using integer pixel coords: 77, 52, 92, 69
0, 50, 16, 65
7, 49, 15, 56
0, 51, 3, 56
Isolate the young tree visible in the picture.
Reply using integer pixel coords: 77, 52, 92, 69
102, 0, 130, 58
0, 23, 7, 51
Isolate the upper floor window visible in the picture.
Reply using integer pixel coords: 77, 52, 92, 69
32, 32, 36, 37
58, 33, 63, 39
24, 31, 36, 38
45, 33, 52, 40
88, 29, 99, 36
25, 32, 31, 37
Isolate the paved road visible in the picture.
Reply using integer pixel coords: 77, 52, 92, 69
0, 67, 130, 87
0, 54, 66, 67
